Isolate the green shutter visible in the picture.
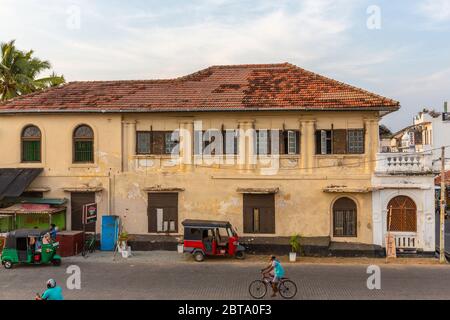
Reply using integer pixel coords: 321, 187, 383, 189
22, 141, 41, 162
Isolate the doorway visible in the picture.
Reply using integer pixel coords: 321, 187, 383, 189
71, 192, 96, 232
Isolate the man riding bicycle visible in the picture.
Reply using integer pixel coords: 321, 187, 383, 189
261, 255, 285, 297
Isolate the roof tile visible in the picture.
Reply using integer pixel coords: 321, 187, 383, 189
0, 63, 399, 113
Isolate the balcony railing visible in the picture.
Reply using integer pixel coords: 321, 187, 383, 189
375, 152, 433, 174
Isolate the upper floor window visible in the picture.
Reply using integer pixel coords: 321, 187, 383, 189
281, 130, 300, 155
21, 125, 41, 162
136, 131, 179, 155
222, 129, 239, 155
73, 125, 94, 163
315, 129, 364, 155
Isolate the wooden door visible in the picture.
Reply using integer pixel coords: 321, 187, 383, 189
243, 194, 275, 234
387, 196, 417, 232
71, 192, 96, 232
148, 193, 178, 233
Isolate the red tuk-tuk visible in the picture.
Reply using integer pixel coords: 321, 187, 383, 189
182, 219, 245, 262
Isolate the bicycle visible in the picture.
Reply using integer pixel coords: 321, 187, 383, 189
82, 233, 96, 258
249, 273, 297, 299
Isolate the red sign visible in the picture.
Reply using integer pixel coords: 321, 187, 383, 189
83, 203, 98, 225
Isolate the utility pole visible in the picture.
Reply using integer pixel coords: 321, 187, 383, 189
440, 146, 446, 263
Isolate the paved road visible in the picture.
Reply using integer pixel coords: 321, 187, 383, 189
1, 256, 450, 300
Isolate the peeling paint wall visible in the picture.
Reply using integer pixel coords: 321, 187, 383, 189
0, 111, 379, 243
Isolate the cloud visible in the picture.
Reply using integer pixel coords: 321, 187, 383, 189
0, 0, 360, 80
418, 0, 450, 22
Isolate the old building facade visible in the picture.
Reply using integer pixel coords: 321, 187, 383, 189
0, 63, 400, 246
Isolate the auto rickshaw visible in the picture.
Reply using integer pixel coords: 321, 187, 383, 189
1, 229, 61, 269
182, 219, 245, 262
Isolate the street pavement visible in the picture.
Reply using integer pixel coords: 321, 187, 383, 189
1, 252, 450, 300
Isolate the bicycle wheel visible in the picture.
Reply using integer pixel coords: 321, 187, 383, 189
279, 279, 297, 299
249, 280, 267, 299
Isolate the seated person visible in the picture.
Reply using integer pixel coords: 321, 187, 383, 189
29, 237, 36, 255
202, 230, 212, 252
42, 233, 52, 245
215, 228, 227, 248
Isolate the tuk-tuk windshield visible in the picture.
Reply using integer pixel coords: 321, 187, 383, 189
227, 227, 237, 237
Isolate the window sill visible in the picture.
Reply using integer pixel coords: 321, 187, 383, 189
314, 154, 365, 158
17, 163, 45, 168
134, 154, 175, 160
69, 163, 97, 168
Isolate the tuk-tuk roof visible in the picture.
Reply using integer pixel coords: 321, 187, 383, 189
8, 228, 48, 238
182, 219, 231, 229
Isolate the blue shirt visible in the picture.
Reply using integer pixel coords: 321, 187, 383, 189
272, 260, 285, 277
42, 286, 64, 300
50, 229, 57, 240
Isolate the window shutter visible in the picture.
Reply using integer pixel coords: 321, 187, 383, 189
321, 130, 327, 155
287, 130, 299, 155
279, 131, 286, 155
296, 131, 300, 154
315, 131, 321, 154
332, 129, 347, 154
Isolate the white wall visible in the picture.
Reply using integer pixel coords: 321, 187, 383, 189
372, 174, 435, 252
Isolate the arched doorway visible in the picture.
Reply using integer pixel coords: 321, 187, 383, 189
333, 197, 357, 237
387, 196, 417, 232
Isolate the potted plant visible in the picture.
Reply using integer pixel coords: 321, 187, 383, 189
289, 234, 301, 262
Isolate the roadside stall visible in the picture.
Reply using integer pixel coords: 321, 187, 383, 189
0, 203, 66, 231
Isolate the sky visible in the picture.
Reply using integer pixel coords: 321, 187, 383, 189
1, 0, 449, 131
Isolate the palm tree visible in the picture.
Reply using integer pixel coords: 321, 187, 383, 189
0, 40, 65, 101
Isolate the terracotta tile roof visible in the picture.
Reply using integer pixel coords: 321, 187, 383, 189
0, 63, 399, 113
435, 170, 450, 185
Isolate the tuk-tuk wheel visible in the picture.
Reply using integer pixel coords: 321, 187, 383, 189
51, 259, 61, 266
3, 260, 13, 269
235, 251, 245, 259
193, 251, 205, 262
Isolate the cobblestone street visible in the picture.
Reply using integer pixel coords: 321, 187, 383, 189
1, 252, 449, 300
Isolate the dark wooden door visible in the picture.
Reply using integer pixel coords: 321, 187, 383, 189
148, 193, 178, 233
71, 192, 96, 232
243, 194, 275, 234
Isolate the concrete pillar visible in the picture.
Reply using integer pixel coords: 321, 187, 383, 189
179, 121, 194, 171
237, 120, 254, 171
122, 120, 136, 172
364, 119, 378, 174
300, 119, 316, 173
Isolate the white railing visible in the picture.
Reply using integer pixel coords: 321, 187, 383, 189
375, 152, 432, 174
394, 233, 417, 250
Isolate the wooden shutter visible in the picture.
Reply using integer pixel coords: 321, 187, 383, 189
151, 131, 165, 155
148, 193, 178, 233
315, 131, 322, 154
332, 129, 347, 154
243, 194, 275, 234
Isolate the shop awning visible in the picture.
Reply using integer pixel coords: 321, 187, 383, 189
0, 168, 43, 200
0, 203, 65, 215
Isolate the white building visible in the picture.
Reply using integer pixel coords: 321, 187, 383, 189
372, 151, 435, 253
413, 103, 450, 170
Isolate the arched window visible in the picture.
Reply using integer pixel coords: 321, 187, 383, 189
387, 196, 416, 232
73, 125, 94, 163
333, 197, 357, 237
21, 125, 41, 162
